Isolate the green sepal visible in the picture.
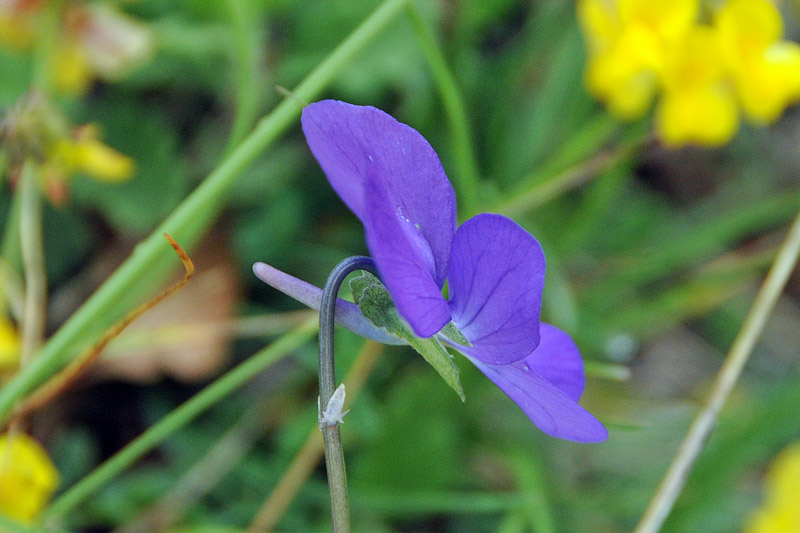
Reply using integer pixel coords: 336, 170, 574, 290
440, 322, 471, 346
350, 272, 465, 401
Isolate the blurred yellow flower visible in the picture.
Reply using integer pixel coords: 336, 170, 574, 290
578, 0, 698, 119
715, 0, 800, 124
745, 442, 800, 533
51, 125, 134, 183
657, 26, 738, 146
0, 316, 20, 370
1, 92, 135, 204
0, 1, 153, 95
578, 0, 800, 146
0, 432, 59, 525
0, 0, 38, 50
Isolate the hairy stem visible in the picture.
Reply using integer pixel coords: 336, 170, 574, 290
318, 256, 377, 533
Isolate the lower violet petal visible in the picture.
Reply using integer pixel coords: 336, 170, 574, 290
447, 213, 546, 364
526, 323, 586, 402
465, 353, 607, 443
363, 166, 451, 338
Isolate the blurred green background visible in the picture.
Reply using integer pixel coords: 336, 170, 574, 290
1, 0, 799, 531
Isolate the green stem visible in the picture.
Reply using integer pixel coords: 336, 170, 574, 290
45, 318, 318, 518
31, 0, 63, 92
318, 257, 377, 532
405, 2, 481, 215
1, 183, 23, 273
495, 133, 647, 217
0, 0, 411, 423
224, 0, 262, 152
18, 160, 46, 366
634, 209, 800, 533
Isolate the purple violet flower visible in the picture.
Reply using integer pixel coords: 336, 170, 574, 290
254, 100, 607, 443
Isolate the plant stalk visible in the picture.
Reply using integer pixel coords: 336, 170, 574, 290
634, 209, 800, 533
318, 256, 377, 533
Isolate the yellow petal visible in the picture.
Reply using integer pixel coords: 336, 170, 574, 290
765, 443, 800, 509
51, 41, 94, 96
661, 25, 726, 92
715, 0, 783, 58
577, 0, 621, 53
657, 85, 739, 147
618, 0, 698, 42
72, 137, 134, 182
735, 41, 800, 124
0, 317, 20, 370
0, 433, 59, 525
0, 13, 35, 50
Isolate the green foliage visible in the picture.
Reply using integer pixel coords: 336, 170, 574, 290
0, 0, 798, 531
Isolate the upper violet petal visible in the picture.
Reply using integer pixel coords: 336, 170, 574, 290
363, 166, 451, 338
447, 213, 545, 365
301, 100, 456, 286
465, 353, 608, 443
527, 323, 586, 401
252, 262, 403, 345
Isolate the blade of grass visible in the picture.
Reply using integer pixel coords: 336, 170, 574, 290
634, 209, 800, 533
405, 2, 481, 215
44, 318, 317, 518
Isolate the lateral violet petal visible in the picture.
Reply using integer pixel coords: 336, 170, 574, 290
465, 353, 608, 443
527, 323, 586, 402
301, 100, 456, 286
447, 213, 545, 365
252, 262, 403, 345
363, 166, 451, 338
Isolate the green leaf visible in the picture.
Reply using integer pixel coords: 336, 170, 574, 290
350, 272, 464, 400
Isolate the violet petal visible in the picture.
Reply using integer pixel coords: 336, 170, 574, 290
465, 353, 608, 443
363, 166, 452, 337
301, 100, 456, 286
252, 262, 403, 345
527, 323, 586, 402
447, 213, 545, 365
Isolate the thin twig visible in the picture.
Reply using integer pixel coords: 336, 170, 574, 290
116, 401, 269, 533
248, 340, 383, 532
634, 209, 800, 533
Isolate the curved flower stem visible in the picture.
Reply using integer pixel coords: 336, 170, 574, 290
405, 2, 482, 215
319, 256, 377, 533
634, 209, 800, 533
248, 340, 384, 533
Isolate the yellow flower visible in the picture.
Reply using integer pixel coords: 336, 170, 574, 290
51, 125, 134, 183
1, 93, 135, 203
0, 316, 21, 371
0, 432, 59, 525
657, 26, 738, 146
0, 2, 153, 96
578, 0, 698, 119
715, 0, 800, 124
0, 0, 37, 50
745, 442, 800, 533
